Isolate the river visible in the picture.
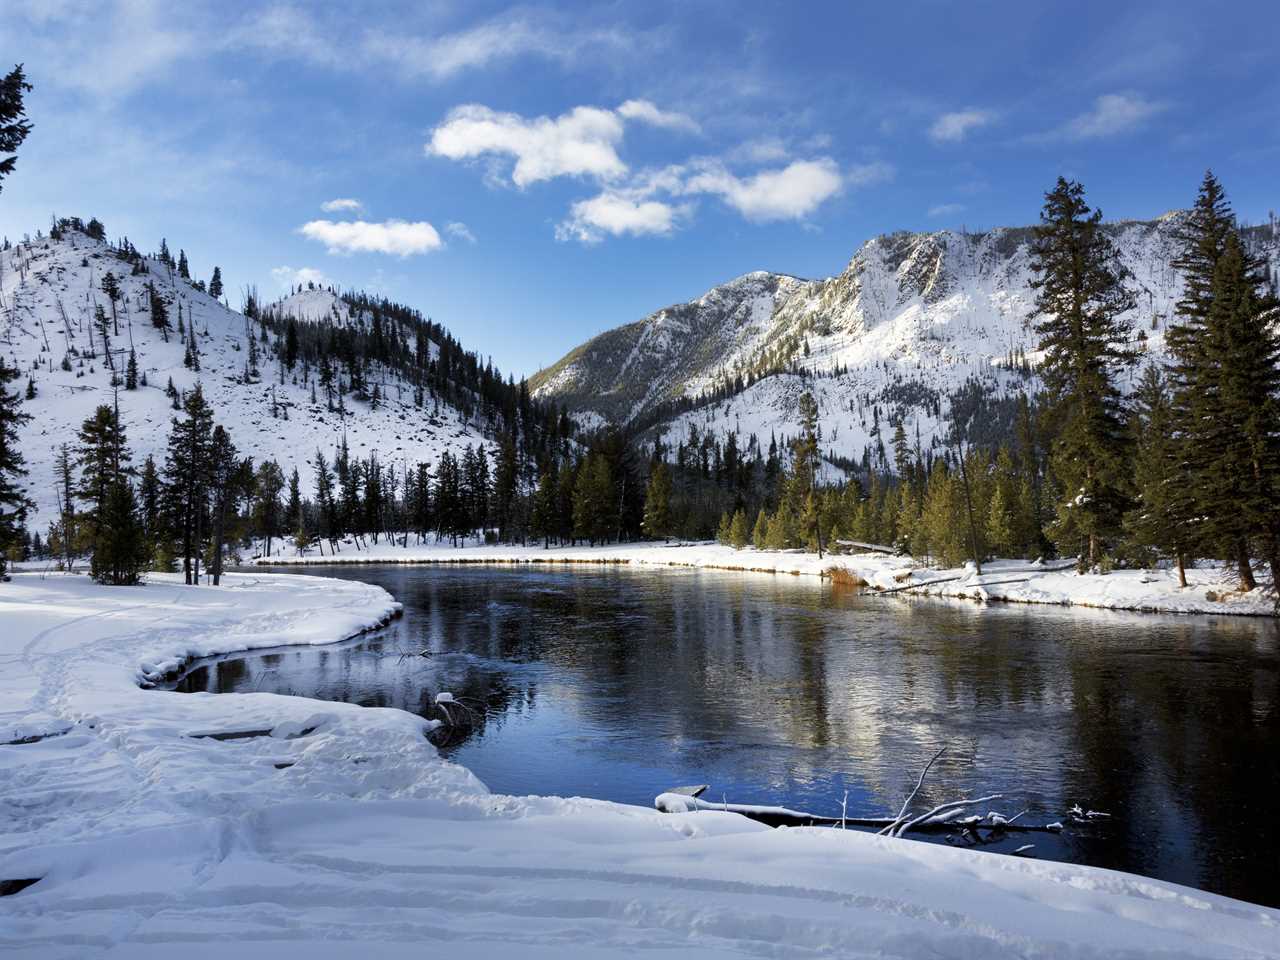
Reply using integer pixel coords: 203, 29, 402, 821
172, 564, 1280, 906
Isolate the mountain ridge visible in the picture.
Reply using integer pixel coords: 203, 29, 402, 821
531, 213, 1280, 466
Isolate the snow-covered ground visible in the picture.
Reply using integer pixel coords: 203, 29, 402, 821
0, 231, 489, 523
249, 538, 1277, 617
3, 570, 1277, 958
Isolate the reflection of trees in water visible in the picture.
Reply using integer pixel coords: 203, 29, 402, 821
1062, 616, 1280, 902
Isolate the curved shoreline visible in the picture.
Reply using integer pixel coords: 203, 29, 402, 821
250, 542, 1277, 618
2, 569, 1278, 957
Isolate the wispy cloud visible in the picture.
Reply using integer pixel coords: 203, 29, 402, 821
445, 221, 477, 244
1034, 92, 1169, 142
616, 99, 700, 134
927, 203, 966, 218
230, 5, 639, 82
271, 265, 333, 290
321, 198, 364, 213
929, 109, 997, 143
299, 219, 443, 256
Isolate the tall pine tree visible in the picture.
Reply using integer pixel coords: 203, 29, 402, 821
1030, 178, 1135, 569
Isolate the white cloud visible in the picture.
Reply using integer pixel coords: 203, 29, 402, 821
271, 265, 333, 290
445, 221, 477, 244
299, 219, 443, 256
616, 99, 700, 134
320, 198, 364, 213
557, 193, 686, 244
428, 104, 627, 187
1053, 92, 1168, 140
929, 109, 996, 143
684, 158, 846, 221
927, 203, 966, 218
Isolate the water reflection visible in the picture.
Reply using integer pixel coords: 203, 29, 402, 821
174, 565, 1279, 906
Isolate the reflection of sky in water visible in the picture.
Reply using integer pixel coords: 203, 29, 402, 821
176, 565, 1280, 907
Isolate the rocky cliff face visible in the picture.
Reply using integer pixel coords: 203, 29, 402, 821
531, 214, 1279, 462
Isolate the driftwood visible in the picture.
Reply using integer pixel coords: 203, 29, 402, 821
654, 785, 1063, 835
873, 562, 1080, 597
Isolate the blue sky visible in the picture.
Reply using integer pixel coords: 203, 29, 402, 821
3, 1, 1278, 378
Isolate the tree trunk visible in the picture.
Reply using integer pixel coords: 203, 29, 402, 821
1176, 551, 1187, 589
1236, 539, 1256, 591
211, 498, 226, 587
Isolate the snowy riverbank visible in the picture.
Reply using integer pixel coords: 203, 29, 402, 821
250, 538, 1277, 617
2, 571, 1278, 958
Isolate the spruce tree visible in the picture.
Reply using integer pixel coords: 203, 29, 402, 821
530, 469, 557, 548
206, 425, 240, 586
1198, 233, 1280, 589
163, 384, 214, 584
90, 477, 146, 585
125, 348, 138, 390
209, 266, 223, 300
177, 250, 190, 280
641, 461, 673, 541
0, 64, 32, 194
1165, 173, 1280, 590
1030, 177, 1135, 569
286, 467, 304, 547
0, 358, 31, 575
101, 272, 121, 337
1124, 365, 1192, 584
77, 403, 131, 540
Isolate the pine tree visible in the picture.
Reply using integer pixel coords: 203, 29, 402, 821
138, 454, 161, 548
208, 266, 223, 300
0, 64, 33, 194
254, 460, 285, 557
52, 444, 77, 570
24, 377, 35, 399
573, 453, 614, 546
125, 348, 138, 390
286, 467, 304, 548
206, 425, 240, 585
530, 469, 557, 548
163, 384, 214, 584
0, 358, 31, 575
791, 391, 824, 557
90, 476, 146, 585
1165, 173, 1280, 590
728, 508, 750, 549
285, 320, 299, 370
76, 403, 131, 540
148, 283, 170, 341
751, 507, 768, 549
100, 272, 121, 337
641, 461, 673, 541
1197, 233, 1280, 590
177, 249, 190, 280
1030, 177, 1135, 569
1124, 365, 1191, 583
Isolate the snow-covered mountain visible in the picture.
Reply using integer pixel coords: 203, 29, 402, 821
1, 228, 491, 523
532, 214, 1280, 466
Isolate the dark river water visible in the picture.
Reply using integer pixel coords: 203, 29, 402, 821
176, 564, 1280, 906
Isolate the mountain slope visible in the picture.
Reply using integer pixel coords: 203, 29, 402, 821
1, 227, 492, 524
532, 214, 1280, 464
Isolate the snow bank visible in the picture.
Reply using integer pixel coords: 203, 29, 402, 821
251, 538, 1277, 617
2, 571, 1277, 958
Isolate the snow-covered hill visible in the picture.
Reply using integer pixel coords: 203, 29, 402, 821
533, 214, 1280, 466
1, 229, 489, 523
